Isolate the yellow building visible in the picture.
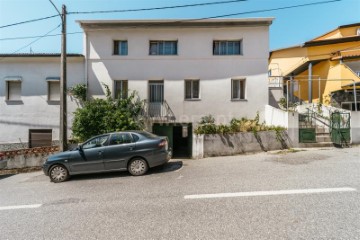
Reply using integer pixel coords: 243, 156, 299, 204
269, 23, 360, 111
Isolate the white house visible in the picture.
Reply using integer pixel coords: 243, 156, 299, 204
78, 18, 273, 157
0, 54, 84, 150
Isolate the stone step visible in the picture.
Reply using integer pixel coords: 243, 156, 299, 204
316, 127, 330, 134
299, 142, 334, 148
316, 136, 332, 142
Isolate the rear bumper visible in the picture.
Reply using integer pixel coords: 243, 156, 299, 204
148, 150, 172, 168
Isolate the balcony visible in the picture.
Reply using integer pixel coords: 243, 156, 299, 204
142, 100, 176, 122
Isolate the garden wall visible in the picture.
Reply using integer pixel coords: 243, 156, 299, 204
202, 130, 292, 158
0, 146, 59, 170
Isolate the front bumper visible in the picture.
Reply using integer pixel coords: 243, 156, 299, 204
42, 163, 50, 176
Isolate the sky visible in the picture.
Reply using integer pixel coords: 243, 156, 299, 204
0, 0, 359, 54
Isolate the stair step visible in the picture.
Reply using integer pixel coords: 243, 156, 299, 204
299, 142, 334, 148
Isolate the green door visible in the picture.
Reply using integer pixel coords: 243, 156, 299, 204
331, 112, 350, 146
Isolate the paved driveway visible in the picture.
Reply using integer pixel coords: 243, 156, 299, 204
0, 147, 360, 239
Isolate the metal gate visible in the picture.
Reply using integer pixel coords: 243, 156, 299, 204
330, 112, 351, 146
299, 112, 316, 143
149, 81, 164, 117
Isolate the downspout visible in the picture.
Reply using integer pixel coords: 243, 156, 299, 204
84, 31, 89, 100
308, 62, 312, 103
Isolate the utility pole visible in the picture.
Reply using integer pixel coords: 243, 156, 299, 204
60, 4, 67, 151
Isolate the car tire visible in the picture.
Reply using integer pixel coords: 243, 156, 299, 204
128, 158, 148, 176
49, 165, 69, 183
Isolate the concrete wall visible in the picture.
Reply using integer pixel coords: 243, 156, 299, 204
202, 130, 292, 157
351, 111, 360, 144
265, 105, 299, 147
0, 56, 85, 147
85, 25, 270, 124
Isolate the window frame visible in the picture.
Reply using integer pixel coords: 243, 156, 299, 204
149, 40, 178, 55
5, 78, 22, 102
113, 80, 128, 99
213, 40, 242, 55
113, 40, 128, 56
46, 77, 60, 102
231, 78, 246, 101
184, 79, 200, 101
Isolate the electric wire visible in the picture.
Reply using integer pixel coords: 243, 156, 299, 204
0, 0, 343, 42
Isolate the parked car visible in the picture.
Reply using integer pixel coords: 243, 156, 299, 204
43, 131, 172, 183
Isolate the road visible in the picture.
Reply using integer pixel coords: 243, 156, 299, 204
1, 147, 360, 240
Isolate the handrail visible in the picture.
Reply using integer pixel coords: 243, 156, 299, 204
142, 100, 176, 122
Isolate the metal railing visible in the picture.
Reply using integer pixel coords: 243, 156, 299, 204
142, 100, 176, 122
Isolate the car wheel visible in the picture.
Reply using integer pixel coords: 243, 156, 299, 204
49, 165, 69, 183
128, 158, 148, 176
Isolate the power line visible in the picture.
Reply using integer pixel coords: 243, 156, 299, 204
68, 0, 246, 14
0, 0, 342, 42
0, 15, 58, 29
0, 0, 246, 29
0, 24, 61, 60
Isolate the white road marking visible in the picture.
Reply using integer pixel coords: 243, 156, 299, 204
0, 204, 42, 211
184, 187, 357, 200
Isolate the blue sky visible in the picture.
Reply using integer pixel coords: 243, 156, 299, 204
0, 0, 359, 54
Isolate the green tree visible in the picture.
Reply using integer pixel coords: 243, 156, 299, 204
71, 86, 144, 142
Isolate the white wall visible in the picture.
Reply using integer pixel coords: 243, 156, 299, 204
0, 56, 85, 145
86, 25, 270, 124
351, 111, 360, 144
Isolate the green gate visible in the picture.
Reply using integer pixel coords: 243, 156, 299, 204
299, 112, 316, 143
330, 112, 351, 146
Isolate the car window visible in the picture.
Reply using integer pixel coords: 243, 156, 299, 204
139, 131, 158, 139
82, 135, 109, 149
109, 133, 133, 145
131, 134, 140, 142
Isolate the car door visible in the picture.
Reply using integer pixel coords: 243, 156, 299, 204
69, 135, 109, 173
103, 133, 136, 170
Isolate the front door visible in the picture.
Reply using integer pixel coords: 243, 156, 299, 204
70, 135, 109, 173
149, 81, 164, 117
103, 133, 135, 170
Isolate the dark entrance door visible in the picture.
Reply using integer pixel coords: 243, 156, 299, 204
152, 123, 192, 158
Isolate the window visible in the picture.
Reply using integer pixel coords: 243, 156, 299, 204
29, 129, 52, 148
6, 80, 22, 101
82, 135, 109, 149
47, 80, 60, 101
356, 71, 360, 77
113, 40, 128, 55
213, 40, 242, 55
232, 79, 246, 100
114, 80, 128, 99
149, 41, 177, 55
185, 80, 200, 100
109, 133, 133, 145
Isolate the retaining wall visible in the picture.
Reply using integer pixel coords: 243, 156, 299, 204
202, 130, 292, 158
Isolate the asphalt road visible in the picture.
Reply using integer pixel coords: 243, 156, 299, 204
1, 147, 360, 240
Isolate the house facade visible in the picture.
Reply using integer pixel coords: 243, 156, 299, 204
269, 23, 360, 111
0, 54, 85, 150
78, 19, 273, 157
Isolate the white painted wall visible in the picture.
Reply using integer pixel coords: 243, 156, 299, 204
85, 25, 270, 124
0, 56, 85, 145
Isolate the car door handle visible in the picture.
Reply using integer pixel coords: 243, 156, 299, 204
98, 151, 103, 155
129, 147, 134, 151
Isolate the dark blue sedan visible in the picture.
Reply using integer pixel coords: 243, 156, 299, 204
43, 131, 172, 182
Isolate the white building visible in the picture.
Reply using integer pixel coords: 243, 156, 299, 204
78, 18, 273, 157
0, 54, 84, 150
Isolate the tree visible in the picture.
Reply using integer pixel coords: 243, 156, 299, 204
71, 85, 144, 142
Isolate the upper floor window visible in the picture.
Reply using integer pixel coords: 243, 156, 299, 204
185, 79, 200, 100
149, 41, 177, 55
231, 79, 246, 100
46, 77, 60, 102
5, 76, 22, 101
114, 80, 128, 99
113, 40, 128, 55
213, 40, 242, 55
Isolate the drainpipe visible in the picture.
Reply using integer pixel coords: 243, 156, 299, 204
308, 62, 313, 103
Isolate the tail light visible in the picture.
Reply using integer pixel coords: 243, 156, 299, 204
159, 139, 168, 150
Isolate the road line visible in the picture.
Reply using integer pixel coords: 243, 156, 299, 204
0, 204, 42, 211
184, 187, 357, 200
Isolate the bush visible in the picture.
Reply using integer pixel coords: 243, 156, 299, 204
194, 112, 285, 135
71, 86, 144, 142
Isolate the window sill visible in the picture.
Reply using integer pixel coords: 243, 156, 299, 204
149, 54, 178, 56
231, 99, 248, 102
47, 100, 60, 105
185, 99, 201, 101
5, 100, 23, 105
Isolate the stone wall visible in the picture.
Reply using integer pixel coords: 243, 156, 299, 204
203, 130, 292, 158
